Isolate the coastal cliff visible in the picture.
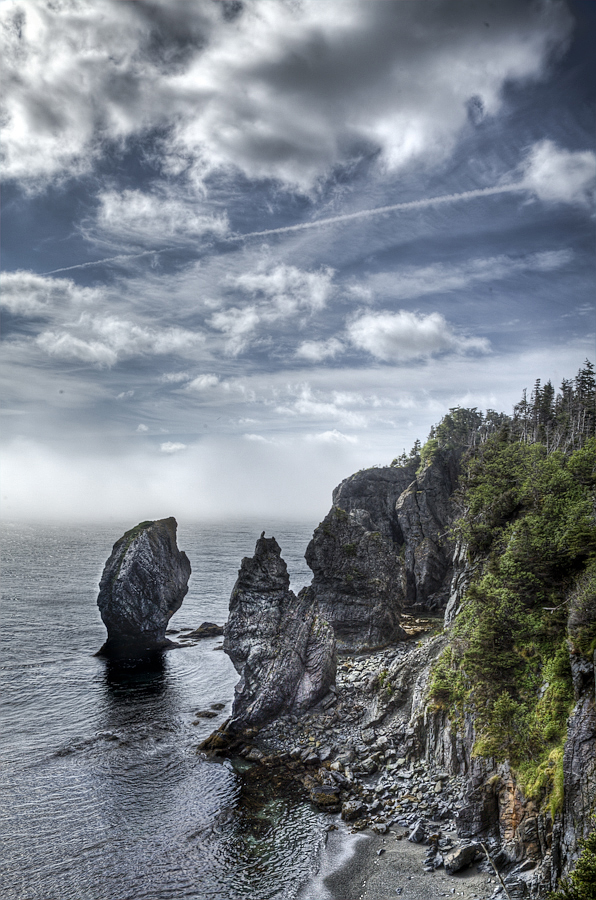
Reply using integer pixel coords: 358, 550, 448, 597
212, 364, 595, 899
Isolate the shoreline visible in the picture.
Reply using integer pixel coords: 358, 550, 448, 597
318, 823, 498, 900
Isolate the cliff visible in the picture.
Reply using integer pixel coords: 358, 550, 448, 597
212, 366, 596, 898
302, 449, 460, 652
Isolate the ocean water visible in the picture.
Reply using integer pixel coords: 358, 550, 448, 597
0, 519, 347, 900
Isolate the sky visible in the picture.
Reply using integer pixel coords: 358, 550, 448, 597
1, 0, 595, 524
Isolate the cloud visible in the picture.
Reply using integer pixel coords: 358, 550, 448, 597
93, 188, 229, 247
276, 384, 368, 428
519, 140, 596, 207
369, 250, 574, 303
209, 264, 335, 355
208, 306, 260, 356
347, 310, 490, 363
230, 265, 334, 314
160, 441, 187, 453
186, 373, 220, 391
1, 0, 573, 191
0, 270, 101, 316
36, 314, 204, 366
305, 430, 357, 444
161, 371, 191, 384
296, 338, 344, 362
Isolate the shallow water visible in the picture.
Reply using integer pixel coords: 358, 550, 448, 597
0, 520, 336, 900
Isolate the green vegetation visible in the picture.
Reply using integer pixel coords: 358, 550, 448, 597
548, 827, 596, 899
426, 363, 596, 814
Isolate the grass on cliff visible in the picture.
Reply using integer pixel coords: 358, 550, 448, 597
428, 435, 596, 814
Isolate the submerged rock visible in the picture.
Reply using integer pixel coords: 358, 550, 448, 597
224, 535, 336, 730
97, 517, 191, 656
187, 622, 224, 639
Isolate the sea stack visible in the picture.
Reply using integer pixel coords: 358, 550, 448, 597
224, 534, 336, 730
97, 517, 191, 656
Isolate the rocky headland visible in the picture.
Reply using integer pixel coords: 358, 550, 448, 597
205, 370, 596, 900
97, 516, 191, 656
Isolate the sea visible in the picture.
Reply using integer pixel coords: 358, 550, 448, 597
0, 520, 359, 900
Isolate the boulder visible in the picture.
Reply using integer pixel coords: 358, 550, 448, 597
444, 842, 481, 874
224, 535, 336, 731
97, 517, 190, 656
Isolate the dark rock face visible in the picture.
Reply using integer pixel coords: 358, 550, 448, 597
332, 464, 418, 542
395, 451, 459, 611
304, 506, 406, 652
224, 535, 336, 730
303, 454, 458, 651
97, 517, 191, 656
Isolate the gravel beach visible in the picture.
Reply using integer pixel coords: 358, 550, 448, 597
320, 824, 499, 900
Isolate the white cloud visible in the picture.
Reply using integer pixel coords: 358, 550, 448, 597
208, 264, 336, 355
36, 314, 204, 366
369, 250, 573, 303
208, 306, 260, 356
231, 265, 334, 314
0, 270, 101, 316
186, 373, 220, 391
296, 338, 344, 362
161, 372, 191, 384
94, 189, 229, 247
1, 0, 573, 191
243, 433, 275, 444
305, 430, 357, 444
160, 441, 187, 453
518, 140, 596, 207
136, 424, 149, 433
347, 310, 490, 363
276, 384, 368, 428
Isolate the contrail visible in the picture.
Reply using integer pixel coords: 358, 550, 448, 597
42, 248, 168, 276
235, 182, 528, 240
40, 182, 527, 274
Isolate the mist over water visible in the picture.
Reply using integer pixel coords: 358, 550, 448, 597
0, 520, 338, 900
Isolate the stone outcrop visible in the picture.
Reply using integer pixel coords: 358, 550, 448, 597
302, 453, 459, 652
97, 517, 191, 656
223, 535, 336, 731
395, 450, 459, 612
304, 506, 406, 652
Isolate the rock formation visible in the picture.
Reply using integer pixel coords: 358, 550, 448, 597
223, 534, 336, 731
97, 517, 191, 656
304, 506, 406, 652
302, 453, 459, 651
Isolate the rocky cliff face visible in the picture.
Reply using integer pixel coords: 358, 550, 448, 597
223, 535, 336, 731
395, 450, 459, 612
304, 506, 406, 652
401, 583, 596, 898
303, 453, 459, 652
97, 517, 191, 656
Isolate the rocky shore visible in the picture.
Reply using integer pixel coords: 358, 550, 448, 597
201, 622, 531, 899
